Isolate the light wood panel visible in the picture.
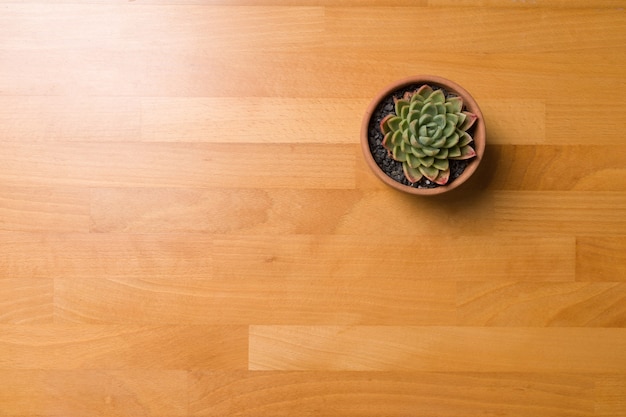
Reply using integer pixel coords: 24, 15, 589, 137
0, 370, 188, 417
324, 8, 626, 53
2, 1, 626, 416
2, 49, 625, 100
577, 237, 626, 282
189, 371, 595, 417
0, 324, 247, 370
0, 96, 140, 142
492, 192, 626, 235
55, 273, 456, 326
0, 325, 247, 370
0, 143, 355, 188
596, 375, 626, 417
457, 282, 626, 327
249, 326, 626, 372
0, 187, 90, 232
0, 232, 213, 279
0, 279, 53, 324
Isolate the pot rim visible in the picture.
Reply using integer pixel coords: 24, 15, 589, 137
360, 75, 486, 195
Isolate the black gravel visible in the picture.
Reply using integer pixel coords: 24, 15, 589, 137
367, 84, 476, 189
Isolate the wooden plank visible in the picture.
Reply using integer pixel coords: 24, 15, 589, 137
596, 375, 626, 417
92, 187, 495, 236
249, 326, 626, 372
0, 370, 187, 417
493, 192, 626, 235
577, 236, 626, 282
213, 235, 574, 282
430, 0, 626, 6
55, 271, 456, 325
0, 325, 247, 370
0, 187, 90, 233
0, 279, 53, 324
457, 282, 626, 327
0, 0, 428, 5
0, 143, 355, 188
324, 8, 626, 53
2, 46, 625, 100
53, 234, 573, 324
1, 0, 624, 6
547, 100, 626, 146
140, 97, 366, 144
480, 99, 545, 145
0, 97, 140, 142
0, 5, 323, 52
484, 146, 626, 191
89, 188, 364, 234
189, 371, 595, 417
0, 232, 213, 280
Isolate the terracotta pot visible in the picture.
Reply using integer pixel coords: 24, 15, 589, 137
361, 75, 486, 195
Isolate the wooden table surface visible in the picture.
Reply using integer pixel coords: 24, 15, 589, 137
1, 1, 626, 416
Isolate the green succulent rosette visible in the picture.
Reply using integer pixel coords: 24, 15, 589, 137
380, 84, 478, 185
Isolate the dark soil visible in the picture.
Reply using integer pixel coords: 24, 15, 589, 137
367, 84, 476, 189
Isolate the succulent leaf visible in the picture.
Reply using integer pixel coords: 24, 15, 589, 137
409, 100, 424, 114
392, 146, 407, 162
418, 156, 435, 167
436, 148, 448, 159
382, 132, 392, 148
444, 97, 463, 113
450, 145, 477, 160
394, 98, 410, 117
410, 146, 426, 158
403, 164, 423, 183
400, 104, 410, 119
406, 153, 420, 169
419, 135, 433, 146
391, 130, 403, 146
416, 85, 434, 100
421, 102, 437, 117
444, 132, 459, 148
380, 84, 478, 185
430, 89, 445, 104
448, 146, 461, 158
418, 165, 439, 182
434, 169, 451, 185
433, 114, 446, 129
458, 131, 473, 147
431, 136, 447, 149
432, 158, 449, 171
459, 111, 477, 131
422, 146, 439, 156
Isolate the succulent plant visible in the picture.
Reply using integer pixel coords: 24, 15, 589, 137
380, 84, 478, 185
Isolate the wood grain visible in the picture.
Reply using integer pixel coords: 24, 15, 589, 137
0, 370, 187, 417
0, 325, 247, 370
0, 143, 355, 188
0, 279, 53, 324
0, 187, 90, 232
2, 1, 626, 416
54, 273, 457, 326
189, 371, 595, 417
0, 232, 213, 279
457, 282, 626, 327
577, 236, 626, 282
249, 326, 626, 372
